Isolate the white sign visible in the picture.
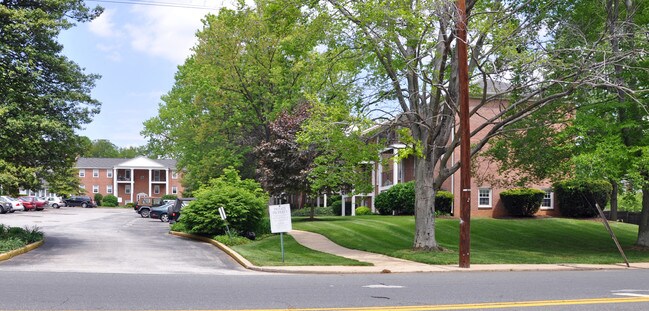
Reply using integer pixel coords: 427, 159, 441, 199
269, 204, 292, 233
218, 206, 227, 220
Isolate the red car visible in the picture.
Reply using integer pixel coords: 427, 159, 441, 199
19, 196, 46, 211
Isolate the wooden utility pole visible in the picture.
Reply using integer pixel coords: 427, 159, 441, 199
456, 0, 471, 268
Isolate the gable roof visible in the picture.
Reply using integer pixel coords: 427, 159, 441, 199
76, 157, 178, 170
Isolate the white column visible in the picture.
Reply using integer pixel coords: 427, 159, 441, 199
165, 168, 169, 195
341, 193, 346, 216
317, 196, 320, 207
130, 168, 134, 203
324, 194, 328, 207
113, 168, 118, 198
351, 196, 356, 216
393, 148, 399, 186
148, 169, 152, 197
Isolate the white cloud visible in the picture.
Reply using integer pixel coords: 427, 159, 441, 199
89, 9, 121, 38
124, 3, 213, 65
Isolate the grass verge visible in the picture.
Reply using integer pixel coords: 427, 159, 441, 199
293, 216, 649, 264
231, 234, 371, 266
0, 224, 44, 253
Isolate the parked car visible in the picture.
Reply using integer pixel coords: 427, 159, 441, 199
135, 197, 163, 218
168, 198, 195, 223
0, 196, 24, 212
64, 195, 96, 208
46, 196, 66, 208
149, 202, 174, 222
19, 196, 45, 211
0, 198, 13, 214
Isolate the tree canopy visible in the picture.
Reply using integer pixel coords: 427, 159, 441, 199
0, 0, 102, 195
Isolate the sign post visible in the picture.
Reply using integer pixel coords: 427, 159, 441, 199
269, 204, 292, 262
218, 206, 232, 241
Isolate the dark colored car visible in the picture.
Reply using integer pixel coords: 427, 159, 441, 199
19, 196, 45, 211
0, 198, 12, 214
149, 202, 174, 222
168, 198, 195, 223
135, 197, 164, 218
64, 195, 96, 208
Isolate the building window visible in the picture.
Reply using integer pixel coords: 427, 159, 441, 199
92, 185, 99, 193
125, 184, 131, 195
93, 169, 99, 178
541, 190, 553, 210
79, 169, 85, 177
79, 185, 85, 190
154, 185, 160, 194
153, 170, 161, 181
172, 186, 177, 194
107, 185, 113, 194
107, 170, 113, 178
478, 188, 492, 208
172, 171, 178, 179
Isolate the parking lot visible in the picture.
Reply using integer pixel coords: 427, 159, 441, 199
0, 207, 255, 275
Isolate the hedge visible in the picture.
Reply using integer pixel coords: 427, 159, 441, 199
500, 188, 545, 217
554, 179, 611, 218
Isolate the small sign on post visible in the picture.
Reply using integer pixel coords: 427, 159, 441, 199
269, 204, 292, 262
218, 206, 232, 240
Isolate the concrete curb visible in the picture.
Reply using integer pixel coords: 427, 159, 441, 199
0, 239, 44, 262
169, 231, 649, 274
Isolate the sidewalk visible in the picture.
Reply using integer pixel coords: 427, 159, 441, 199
180, 230, 649, 274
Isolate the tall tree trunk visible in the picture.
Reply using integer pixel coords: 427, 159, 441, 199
609, 179, 618, 221
636, 183, 649, 247
413, 155, 441, 250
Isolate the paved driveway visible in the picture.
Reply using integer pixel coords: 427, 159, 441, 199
0, 207, 255, 275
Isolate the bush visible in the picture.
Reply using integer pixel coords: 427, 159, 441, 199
375, 181, 415, 215
292, 206, 335, 217
355, 206, 372, 215
162, 194, 178, 200
125, 202, 135, 208
179, 168, 268, 237
435, 191, 454, 215
0, 225, 43, 252
102, 195, 118, 207
330, 200, 353, 216
212, 234, 253, 246
500, 188, 545, 217
554, 179, 612, 218
94, 193, 103, 206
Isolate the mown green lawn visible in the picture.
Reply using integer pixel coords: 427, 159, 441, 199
292, 216, 649, 264
231, 234, 371, 266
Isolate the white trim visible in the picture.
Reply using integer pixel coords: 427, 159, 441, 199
107, 185, 113, 194
171, 186, 178, 194
478, 188, 492, 208
79, 169, 85, 177
92, 169, 99, 178
541, 190, 554, 210
92, 185, 99, 193
107, 170, 113, 178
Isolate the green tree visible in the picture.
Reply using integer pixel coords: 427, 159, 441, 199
0, 0, 102, 194
142, 0, 359, 192
86, 139, 119, 158
313, 0, 642, 251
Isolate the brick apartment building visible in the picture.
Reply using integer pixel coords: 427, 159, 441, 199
342, 88, 560, 218
76, 157, 184, 204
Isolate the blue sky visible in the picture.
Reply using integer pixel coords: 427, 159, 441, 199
58, 1, 235, 147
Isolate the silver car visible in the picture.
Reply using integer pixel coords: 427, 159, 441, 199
47, 196, 66, 208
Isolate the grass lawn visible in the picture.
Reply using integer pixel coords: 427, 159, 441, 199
231, 234, 371, 266
293, 216, 649, 265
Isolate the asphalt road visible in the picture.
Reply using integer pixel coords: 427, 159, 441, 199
1, 207, 649, 310
0, 207, 250, 274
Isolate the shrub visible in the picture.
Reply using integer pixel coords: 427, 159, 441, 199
162, 194, 178, 200
330, 200, 353, 216
554, 179, 612, 218
102, 194, 118, 207
125, 202, 135, 208
179, 168, 268, 237
94, 193, 103, 206
212, 234, 252, 246
500, 188, 545, 217
435, 190, 454, 215
292, 206, 335, 217
355, 206, 372, 215
375, 181, 415, 215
